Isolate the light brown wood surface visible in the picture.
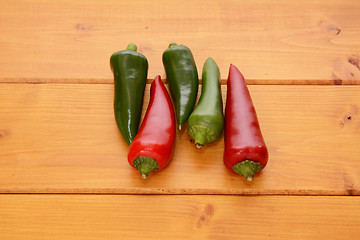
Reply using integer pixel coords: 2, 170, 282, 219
0, 0, 360, 84
1, 195, 359, 239
1, 0, 360, 239
0, 83, 359, 195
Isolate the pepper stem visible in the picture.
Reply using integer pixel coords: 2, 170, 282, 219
168, 42, 178, 48
194, 134, 206, 149
187, 125, 216, 148
126, 43, 138, 52
132, 156, 159, 179
232, 160, 263, 181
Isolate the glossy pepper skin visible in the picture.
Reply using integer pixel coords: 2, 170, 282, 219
187, 57, 224, 148
128, 75, 176, 179
223, 64, 268, 181
110, 43, 148, 145
162, 43, 199, 129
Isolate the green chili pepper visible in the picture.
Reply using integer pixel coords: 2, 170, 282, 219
110, 43, 148, 145
162, 43, 199, 130
187, 57, 224, 148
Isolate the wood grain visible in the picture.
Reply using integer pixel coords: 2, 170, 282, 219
0, 195, 359, 239
0, 83, 359, 195
0, 0, 360, 83
1, 0, 358, 237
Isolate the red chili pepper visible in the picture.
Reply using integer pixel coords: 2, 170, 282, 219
128, 75, 176, 179
223, 64, 268, 181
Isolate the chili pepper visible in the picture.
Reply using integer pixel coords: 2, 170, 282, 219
187, 57, 224, 148
128, 75, 176, 179
110, 43, 148, 145
162, 43, 199, 130
223, 64, 268, 181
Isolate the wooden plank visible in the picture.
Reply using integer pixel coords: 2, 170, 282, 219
0, 83, 359, 195
0, 0, 360, 83
0, 195, 359, 239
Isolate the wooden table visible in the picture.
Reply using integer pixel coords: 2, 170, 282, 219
1, 0, 359, 239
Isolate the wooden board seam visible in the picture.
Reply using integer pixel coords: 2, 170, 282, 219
0, 78, 359, 85
0, 189, 358, 196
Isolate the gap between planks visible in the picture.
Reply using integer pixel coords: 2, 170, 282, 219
0, 188, 358, 196
0, 78, 359, 85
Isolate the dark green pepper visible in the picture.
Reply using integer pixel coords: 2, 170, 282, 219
110, 43, 148, 145
187, 57, 224, 148
162, 43, 199, 130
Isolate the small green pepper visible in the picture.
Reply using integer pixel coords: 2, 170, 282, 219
162, 43, 199, 129
110, 43, 148, 145
187, 57, 224, 148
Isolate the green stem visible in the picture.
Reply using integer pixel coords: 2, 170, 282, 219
194, 133, 206, 149
168, 42, 178, 48
132, 156, 159, 179
188, 125, 216, 148
126, 43, 138, 52
232, 160, 263, 181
